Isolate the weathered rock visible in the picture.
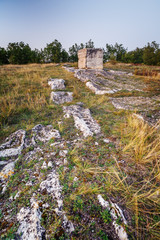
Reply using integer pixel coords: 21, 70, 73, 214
32, 124, 61, 143
59, 150, 68, 157
40, 170, 62, 205
17, 198, 45, 240
48, 78, 65, 90
74, 69, 91, 82
86, 81, 116, 94
62, 66, 75, 72
0, 130, 25, 158
110, 96, 160, 111
41, 161, 47, 169
51, 91, 73, 104
0, 161, 15, 193
73, 68, 145, 94
103, 138, 110, 144
78, 48, 103, 69
98, 194, 128, 240
109, 70, 133, 76
75, 69, 115, 83
40, 170, 74, 233
0, 161, 15, 181
63, 105, 101, 137
48, 161, 53, 168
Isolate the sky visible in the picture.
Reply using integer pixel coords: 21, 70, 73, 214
0, 0, 160, 51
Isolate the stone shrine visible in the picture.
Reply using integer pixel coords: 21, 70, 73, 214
78, 48, 103, 69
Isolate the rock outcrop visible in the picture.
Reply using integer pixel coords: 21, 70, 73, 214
98, 195, 128, 240
40, 170, 74, 234
0, 129, 26, 158
48, 78, 65, 90
51, 91, 73, 104
17, 198, 45, 240
63, 104, 101, 137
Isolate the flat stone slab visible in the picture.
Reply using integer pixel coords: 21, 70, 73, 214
62, 66, 75, 72
110, 96, 160, 111
73, 68, 144, 94
86, 81, 117, 95
0, 129, 26, 158
108, 69, 133, 76
48, 78, 65, 90
63, 105, 101, 137
51, 91, 73, 104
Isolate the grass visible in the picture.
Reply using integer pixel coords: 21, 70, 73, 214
0, 62, 160, 239
121, 114, 160, 163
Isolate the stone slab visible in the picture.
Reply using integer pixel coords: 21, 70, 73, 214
51, 91, 73, 104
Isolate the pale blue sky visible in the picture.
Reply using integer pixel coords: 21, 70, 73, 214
0, 0, 160, 51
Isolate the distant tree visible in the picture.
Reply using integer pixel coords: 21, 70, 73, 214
85, 39, 94, 48
114, 43, 127, 61
43, 39, 62, 63
143, 41, 160, 65
7, 42, 32, 64
0, 47, 8, 65
104, 43, 127, 62
68, 43, 84, 62
105, 43, 116, 61
123, 48, 144, 64
61, 49, 69, 62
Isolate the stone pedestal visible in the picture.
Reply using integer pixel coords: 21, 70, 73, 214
78, 48, 103, 69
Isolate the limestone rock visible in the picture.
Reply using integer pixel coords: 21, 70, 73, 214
17, 198, 45, 240
48, 78, 65, 90
48, 161, 53, 168
32, 124, 61, 143
109, 70, 133, 76
74, 69, 91, 82
40, 170, 62, 203
72, 68, 145, 95
98, 194, 128, 240
62, 65, 75, 72
103, 138, 110, 144
59, 150, 68, 157
0, 161, 15, 181
63, 105, 101, 137
110, 96, 160, 111
41, 161, 47, 169
51, 91, 73, 104
0, 129, 25, 158
86, 81, 116, 95
0, 161, 15, 193
40, 170, 74, 233
78, 48, 103, 69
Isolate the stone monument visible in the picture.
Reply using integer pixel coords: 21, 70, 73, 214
78, 48, 103, 69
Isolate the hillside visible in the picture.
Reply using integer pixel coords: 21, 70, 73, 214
0, 63, 160, 240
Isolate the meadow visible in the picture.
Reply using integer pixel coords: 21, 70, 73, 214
0, 62, 160, 239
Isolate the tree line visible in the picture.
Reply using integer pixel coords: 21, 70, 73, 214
0, 39, 160, 66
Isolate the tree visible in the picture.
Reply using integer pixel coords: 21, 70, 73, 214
61, 49, 69, 62
104, 43, 127, 62
31, 48, 42, 63
7, 42, 32, 64
85, 39, 94, 48
114, 43, 127, 61
0, 47, 8, 65
123, 48, 144, 64
43, 39, 62, 63
69, 43, 84, 62
143, 41, 159, 65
